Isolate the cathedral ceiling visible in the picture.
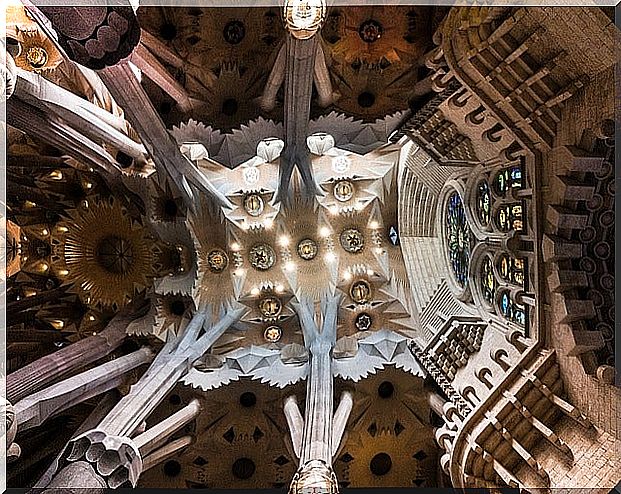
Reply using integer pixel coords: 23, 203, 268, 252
2, 2, 618, 492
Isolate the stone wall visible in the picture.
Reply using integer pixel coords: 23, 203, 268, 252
516, 416, 621, 488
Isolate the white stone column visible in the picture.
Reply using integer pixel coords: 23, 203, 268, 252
97, 62, 232, 211
14, 347, 153, 431
43, 305, 244, 490
289, 296, 343, 494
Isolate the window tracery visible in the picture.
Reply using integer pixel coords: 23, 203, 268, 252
445, 191, 471, 289
441, 158, 533, 330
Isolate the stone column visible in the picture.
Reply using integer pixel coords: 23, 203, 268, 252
97, 306, 243, 437
13, 68, 148, 164
277, 36, 319, 204
97, 62, 232, 211
14, 347, 153, 431
289, 297, 342, 494
43, 306, 245, 490
7, 309, 133, 403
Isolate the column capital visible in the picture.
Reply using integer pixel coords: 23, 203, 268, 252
59, 430, 142, 489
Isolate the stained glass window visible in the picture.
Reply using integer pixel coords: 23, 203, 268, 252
498, 254, 525, 287
476, 181, 491, 226
496, 203, 523, 232
446, 191, 471, 288
499, 291, 526, 326
493, 165, 524, 196
481, 256, 495, 304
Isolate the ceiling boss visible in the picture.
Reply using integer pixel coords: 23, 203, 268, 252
283, 0, 327, 40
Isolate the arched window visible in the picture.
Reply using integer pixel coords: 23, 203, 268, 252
475, 181, 491, 227
445, 191, 471, 289
480, 256, 495, 305
498, 290, 526, 326
497, 253, 525, 287
495, 203, 524, 232
442, 157, 532, 330
493, 164, 523, 196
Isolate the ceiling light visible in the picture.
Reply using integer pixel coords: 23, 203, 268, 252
319, 226, 331, 238
279, 235, 290, 247
324, 252, 336, 263
369, 220, 379, 229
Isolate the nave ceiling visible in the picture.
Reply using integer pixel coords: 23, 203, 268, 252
2, 2, 619, 492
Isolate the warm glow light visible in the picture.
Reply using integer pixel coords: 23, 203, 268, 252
366, 269, 374, 276
57, 226, 68, 233
324, 252, 336, 263
88, 315, 96, 321
275, 284, 285, 293
58, 269, 69, 276
285, 261, 296, 272
84, 181, 93, 189
24, 289, 37, 297
319, 226, 331, 238
264, 218, 274, 229
82, 200, 89, 209
278, 235, 290, 247
354, 202, 364, 211
38, 262, 49, 273
369, 220, 379, 229
230, 242, 241, 251
343, 271, 352, 281
49, 170, 63, 180
234, 268, 245, 277
41, 228, 49, 236
240, 220, 249, 231
128, 61, 142, 83
251, 287, 260, 296
329, 205, 339, 215
25, 200, 36, 208
51, 320, 64, 329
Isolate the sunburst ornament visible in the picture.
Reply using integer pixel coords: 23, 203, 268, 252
14, 30, 62, 73
59, 198, 155, 310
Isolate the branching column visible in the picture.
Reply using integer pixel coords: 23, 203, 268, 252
287, 296, 349, 494
277, 36, 319, 203
98, 63, 232, 211
44, 305, 245, 490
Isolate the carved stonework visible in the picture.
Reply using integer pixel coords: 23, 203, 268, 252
409, 341, 471, 417
38, 6, 140, 70
289, 460, 339, 494
59, 430, 142, 489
